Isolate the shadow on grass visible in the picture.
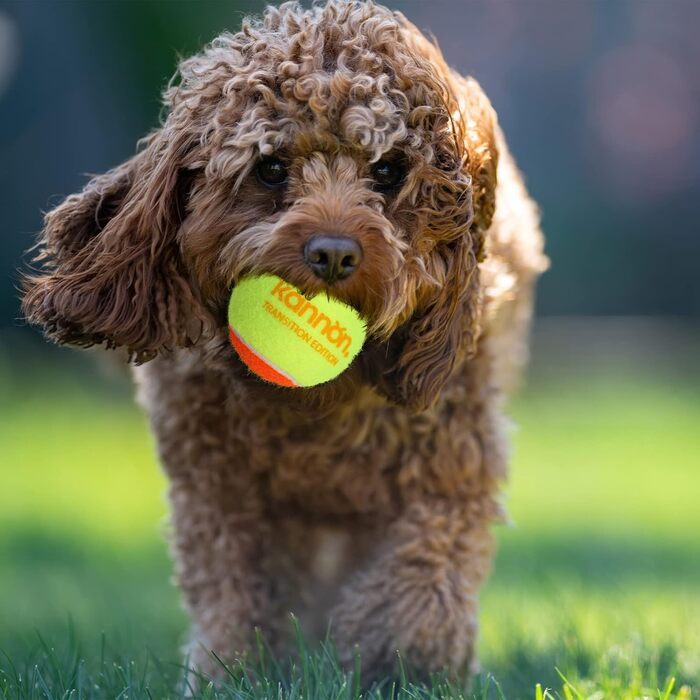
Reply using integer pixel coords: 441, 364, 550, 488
0, 528, 184, 660
494, 531, 700, 587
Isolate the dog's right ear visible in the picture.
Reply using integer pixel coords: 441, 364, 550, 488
22, 130, 212, 361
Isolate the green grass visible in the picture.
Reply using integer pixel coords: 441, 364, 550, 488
0, 329, 698, 699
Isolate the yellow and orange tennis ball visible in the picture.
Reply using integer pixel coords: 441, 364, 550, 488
228, 274, 367, 387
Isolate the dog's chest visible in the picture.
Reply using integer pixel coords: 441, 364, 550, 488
247, 406, 407, 516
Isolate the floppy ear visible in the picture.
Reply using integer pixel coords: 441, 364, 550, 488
393, 77, 499, 412
22, 130, 211, 362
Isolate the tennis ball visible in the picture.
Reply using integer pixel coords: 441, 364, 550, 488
227, 274, 367, 388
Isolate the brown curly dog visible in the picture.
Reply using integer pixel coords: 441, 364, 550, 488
23, 0, 547, 683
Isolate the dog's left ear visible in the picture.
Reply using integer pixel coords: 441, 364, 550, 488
22, 128, 211, 361
393, 78, 499, 412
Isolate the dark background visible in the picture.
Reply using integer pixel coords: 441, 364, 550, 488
1, 0, 699, 333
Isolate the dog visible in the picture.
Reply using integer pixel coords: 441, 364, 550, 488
23, 0, 547, 682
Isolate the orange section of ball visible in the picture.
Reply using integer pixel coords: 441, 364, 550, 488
228, 327, 297, 387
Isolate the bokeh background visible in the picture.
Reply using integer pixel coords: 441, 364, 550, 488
1, 1, 698, 696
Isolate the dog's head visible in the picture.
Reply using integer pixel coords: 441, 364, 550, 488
23, 1, 499, 412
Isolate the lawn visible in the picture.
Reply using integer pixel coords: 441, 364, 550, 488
0, 322, 698, 699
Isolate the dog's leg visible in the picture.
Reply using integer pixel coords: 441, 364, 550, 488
168, 471, 271, 680
137, 363, 273, 681
330, 497, 495, 682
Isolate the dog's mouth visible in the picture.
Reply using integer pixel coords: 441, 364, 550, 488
215, 308, 405, 412
222, 272, 374, 391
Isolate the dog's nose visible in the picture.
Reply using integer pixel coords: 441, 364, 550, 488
303, 235, 363, 283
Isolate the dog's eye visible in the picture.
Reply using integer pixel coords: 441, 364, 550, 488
256, 157, 288, 188
371, 160, 406, 191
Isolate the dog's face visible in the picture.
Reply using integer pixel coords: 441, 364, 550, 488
23, 1, 499, 411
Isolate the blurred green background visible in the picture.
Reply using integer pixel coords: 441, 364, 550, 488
0, 0, 699, 696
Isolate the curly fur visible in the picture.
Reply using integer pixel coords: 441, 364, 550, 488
22, 0, 547, 682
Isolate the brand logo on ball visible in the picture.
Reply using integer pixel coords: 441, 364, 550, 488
227, 274, 367, 388
268, 279, 355, 358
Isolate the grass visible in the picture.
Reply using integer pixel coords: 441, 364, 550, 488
0, 322, 698, 698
